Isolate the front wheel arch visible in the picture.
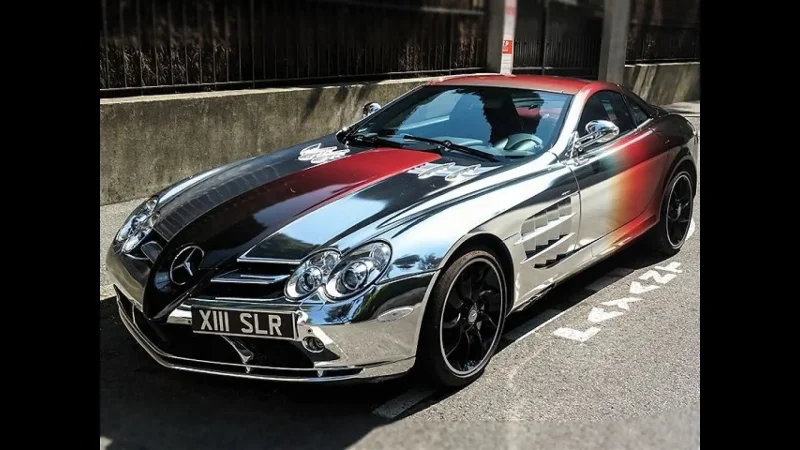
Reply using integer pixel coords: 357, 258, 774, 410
434, 233, 516, 318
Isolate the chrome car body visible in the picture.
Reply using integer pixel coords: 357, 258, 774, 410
107, 74, 698, 383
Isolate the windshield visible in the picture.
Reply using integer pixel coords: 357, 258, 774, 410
352, 85, 573, 159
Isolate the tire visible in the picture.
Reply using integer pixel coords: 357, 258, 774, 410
416, 249, 507, 388
646, 168, 694, 255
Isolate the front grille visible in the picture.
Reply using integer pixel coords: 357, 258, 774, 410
199, 261, 297, 300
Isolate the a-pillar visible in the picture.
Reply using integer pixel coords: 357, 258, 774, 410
486, 0, 517, 74
598, 0, 632, 84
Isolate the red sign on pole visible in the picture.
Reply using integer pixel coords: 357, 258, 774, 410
502, 39, 513, 55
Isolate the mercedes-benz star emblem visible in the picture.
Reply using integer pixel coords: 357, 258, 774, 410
169, 245, 205, 286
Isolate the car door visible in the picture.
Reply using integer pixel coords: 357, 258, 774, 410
567, 89, 668, 251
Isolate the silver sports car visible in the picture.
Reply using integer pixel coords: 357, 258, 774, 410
107, 74, 698, 387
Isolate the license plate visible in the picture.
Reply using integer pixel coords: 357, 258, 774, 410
191, 307, 297, 340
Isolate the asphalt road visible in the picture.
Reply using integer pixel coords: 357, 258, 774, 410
99, 103, 699, 450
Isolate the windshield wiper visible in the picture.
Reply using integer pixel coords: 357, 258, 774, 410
345, 133, 443, 154
396, 134, 499, 162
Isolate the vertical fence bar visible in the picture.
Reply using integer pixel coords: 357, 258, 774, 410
120, 0, 127, 87
261, 0, 266, 82
183, 0, 188, 84
102, 0, 111, 88
224, 2, 230, 82
285, 1, 290, 78
152, 0, 159, 85
639, 25, 646, 61
196, 2, 202, 84
237, 1, 243, 82
540, 0, 549, 74
250, 0, 255, 86
272, 0, 278, 79
295, 3, 300, 79
448, 13, 454, 72
211, 2, 216, 84
168, 0, 174, 85
136, 0, 143, 87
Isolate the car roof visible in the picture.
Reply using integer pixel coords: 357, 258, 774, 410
429, 73, 617, 96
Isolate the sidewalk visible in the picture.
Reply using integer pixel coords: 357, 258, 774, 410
98, 100, 700, 299
662, 100, 699, 117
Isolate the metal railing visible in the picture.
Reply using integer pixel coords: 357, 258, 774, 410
512, 0, 602, 80
100, 0, 488, 97
626, 22, 700, 63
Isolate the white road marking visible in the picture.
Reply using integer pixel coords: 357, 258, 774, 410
630, 281, 659, 295
601, 297, 641, 311
587, 307, 624, 323
503, 308, 567, 342
639, 270, 676, 284
372, 387, 436, 419
100, 437, 113, 450
552, 326, 601, 342
687, 218, 696, 240
655, 262, 683, 273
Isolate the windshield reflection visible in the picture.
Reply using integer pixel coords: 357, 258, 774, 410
354, 85, 573, 160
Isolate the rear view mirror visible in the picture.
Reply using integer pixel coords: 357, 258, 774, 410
572, 120, 620, 154
362, 102, 381, 118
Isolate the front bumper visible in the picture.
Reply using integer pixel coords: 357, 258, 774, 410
113, 271, 436, 383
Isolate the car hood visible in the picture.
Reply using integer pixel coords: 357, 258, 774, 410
149, 135, 504, 270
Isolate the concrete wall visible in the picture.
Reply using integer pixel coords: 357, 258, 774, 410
100, 63, 700, 206
100, 77, 430, 205
624, 62, 700, 106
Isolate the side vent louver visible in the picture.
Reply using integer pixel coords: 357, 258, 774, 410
518, 197, 578, 269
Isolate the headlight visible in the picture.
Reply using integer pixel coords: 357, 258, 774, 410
283, 242, 392, 301
115, 196, 159, 253
284, 250, 341, 300
324, 242, 391, 300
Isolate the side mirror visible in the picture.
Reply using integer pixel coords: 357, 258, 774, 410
362, 102, 381, 118
572, 120, 619, 154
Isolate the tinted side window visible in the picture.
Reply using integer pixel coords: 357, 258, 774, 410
577, 91, 635, 138
625, 95, 651, 126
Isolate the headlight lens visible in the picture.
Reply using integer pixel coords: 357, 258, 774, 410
285, 250, 341, 300
325, 242, 391, 300
115, 196, 159, 253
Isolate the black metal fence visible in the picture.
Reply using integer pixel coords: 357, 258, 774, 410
100, 0, 488, 97
625, 0, 700, 63
626, 22, 700, 63
512, 0, 603, 80
100, 0, 700, 97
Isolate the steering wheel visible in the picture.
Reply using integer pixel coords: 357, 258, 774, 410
493, 133, 544, 154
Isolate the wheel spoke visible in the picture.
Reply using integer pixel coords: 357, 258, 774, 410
444, 331, 463, 358
476, 288, 498, 308
462, 331, 474, 369
442, 313, 461, 329
457, 276, 473, 303
473, 265, 489, 289
471, 327, 485, 354
478, 311, 497, 330
447, 292, 464, 310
